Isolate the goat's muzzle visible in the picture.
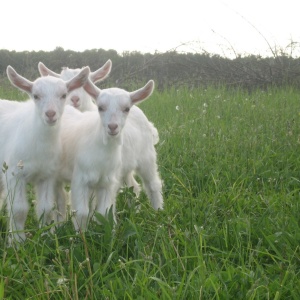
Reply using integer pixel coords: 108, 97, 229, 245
108, 123, 119, 136
45, 110, 57, 125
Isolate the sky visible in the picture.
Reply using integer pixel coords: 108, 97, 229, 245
1, 0, 299, 58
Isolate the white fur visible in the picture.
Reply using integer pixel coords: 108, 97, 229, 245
0, 64, 89, 242
55, 80, 163, 231
38, 62, 160, 197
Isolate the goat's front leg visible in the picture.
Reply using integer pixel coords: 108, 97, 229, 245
54, 181, 68, 224
70, 175, 90, 232
5, 176, 28, 243
35, 178, 56, 228
95, 184, 118, 223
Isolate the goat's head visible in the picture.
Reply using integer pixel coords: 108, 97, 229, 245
38, 60, 112, 112
7, 65, 90, 125
84, 79, 155, 142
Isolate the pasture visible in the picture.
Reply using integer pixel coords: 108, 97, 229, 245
0, 85, 300, 299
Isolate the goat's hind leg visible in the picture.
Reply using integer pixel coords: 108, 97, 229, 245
124, 171, 141, 197
137, 161, 163, 210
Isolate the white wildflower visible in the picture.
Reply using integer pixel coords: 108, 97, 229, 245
57, 277, 69, 286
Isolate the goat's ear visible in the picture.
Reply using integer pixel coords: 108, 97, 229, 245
38, 62, 61, 78
6, 66, 33, 94
83, 78, 101, 100
130, 80, 154, 105
66, 66, 90, 92
90, 59, 112, 83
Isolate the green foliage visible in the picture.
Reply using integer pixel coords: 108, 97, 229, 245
1, 48, 300, 90
1, 86, 300, 299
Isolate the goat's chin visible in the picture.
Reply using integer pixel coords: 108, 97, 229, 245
72, 103, 80, 109
104, 131, 123, 146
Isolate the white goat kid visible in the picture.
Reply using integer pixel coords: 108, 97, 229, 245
83, 80, 163, 209
56, 79, 162, 231
0, 65, 89, 242
38, 62, 160, 198
38, 60, 112, 112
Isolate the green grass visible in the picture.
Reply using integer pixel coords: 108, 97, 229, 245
1, 85, 300, 299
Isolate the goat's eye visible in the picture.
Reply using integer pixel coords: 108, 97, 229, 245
98, 106, 104, 112
124, 107, 130, 113
33, 94, 39, 100
61, 94, 67, 100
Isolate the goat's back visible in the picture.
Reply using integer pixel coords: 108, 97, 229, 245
121, 105, 158, 173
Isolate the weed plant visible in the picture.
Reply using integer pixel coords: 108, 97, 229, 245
0, 85, 300, 299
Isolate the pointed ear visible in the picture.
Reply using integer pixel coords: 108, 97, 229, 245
83, 78, 101, 100
130, 80, 155, 105
6, 66, 33, 94
66, 66, 90, 92
38, 62, 61, 77
90, 59, 112, 83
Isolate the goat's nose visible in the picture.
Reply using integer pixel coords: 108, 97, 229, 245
108, 123, 118, 131
46, 110, 56, 119
71, 96, 79, 105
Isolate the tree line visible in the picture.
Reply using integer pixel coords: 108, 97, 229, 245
1, 47, 300, 90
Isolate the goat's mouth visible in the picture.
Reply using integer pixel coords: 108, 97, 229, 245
108, 131, 119, 136
46, 119, 58, 126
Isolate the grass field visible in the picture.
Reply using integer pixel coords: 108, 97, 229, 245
0, 85, 300, 299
